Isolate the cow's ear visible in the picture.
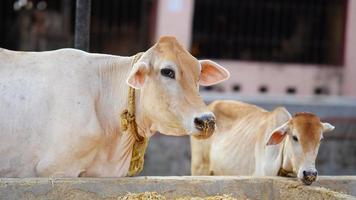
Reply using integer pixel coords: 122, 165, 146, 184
267, 122, 289, 145
322, 122, 335, 133
199, 60, 230, 86
126, 61, 150, 89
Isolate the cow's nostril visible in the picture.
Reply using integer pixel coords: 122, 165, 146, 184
194, 117, 204, 131
206, 116, 215, 127
312, 171, 318, 176
303, 171, 307, 177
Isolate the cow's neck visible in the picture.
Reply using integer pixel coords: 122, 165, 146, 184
97, 55, 152, 137
281, 136, 293, 172
90, 55, 152, 177
263, 116, 292, 176
279, 138, 294, 176
263, 140, 291, 176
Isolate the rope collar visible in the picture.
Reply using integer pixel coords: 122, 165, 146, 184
120, 52, 149, 177
278, 167, 293, 177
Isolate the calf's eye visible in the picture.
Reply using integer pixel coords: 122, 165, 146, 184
292, 135, 299, 142
161, 68, 175, 79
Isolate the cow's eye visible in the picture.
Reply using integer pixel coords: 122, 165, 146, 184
161, 68, 175, 79
292, 135, 299, 142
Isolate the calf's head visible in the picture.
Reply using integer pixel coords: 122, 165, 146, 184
267, 112, 335, 185
126, 36, 229, 139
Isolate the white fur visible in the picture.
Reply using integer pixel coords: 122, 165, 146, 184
0, 47, 216, 177
0, 39, 229, 177
0, 48, 139, 177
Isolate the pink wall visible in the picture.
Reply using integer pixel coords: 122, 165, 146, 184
155, 0, 194, 49
342, 0, 356, 96
212, 61, 342, 96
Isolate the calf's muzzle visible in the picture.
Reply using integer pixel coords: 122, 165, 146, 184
302, 170, 318, 185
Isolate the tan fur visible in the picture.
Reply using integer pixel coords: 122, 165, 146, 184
291, 112, 322, 152
191, 100, 332, 179
135, 36, 209, 137
191, 100, 289, 175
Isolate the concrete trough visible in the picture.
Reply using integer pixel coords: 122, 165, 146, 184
0, 176, 355, 199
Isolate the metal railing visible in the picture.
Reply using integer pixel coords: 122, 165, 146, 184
192, 0, 347, 65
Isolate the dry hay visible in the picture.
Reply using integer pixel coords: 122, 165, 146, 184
118, 192, 165, 200
177, 194, 238, 200
117, 192, 239, 200
276, 181, 353, 200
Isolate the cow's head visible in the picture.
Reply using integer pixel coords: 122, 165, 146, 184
267, 112, 334, 185
126, 36, 230, 139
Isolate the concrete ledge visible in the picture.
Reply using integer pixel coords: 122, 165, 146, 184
315, 176, 356, 196
0, 176, 355, 199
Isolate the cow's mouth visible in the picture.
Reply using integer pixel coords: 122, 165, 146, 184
192, 127, 215, 140
302, 176, 317, 185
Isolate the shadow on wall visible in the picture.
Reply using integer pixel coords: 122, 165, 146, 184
141, 135, 191, 176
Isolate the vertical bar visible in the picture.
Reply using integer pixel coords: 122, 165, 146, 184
74, 0, 91, 51
139, 0, 149, 50
62, 0, 71, 46
342, 0, 356, 96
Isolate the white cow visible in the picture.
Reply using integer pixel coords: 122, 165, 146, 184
0, 36, 230, 177
191, 100, 334, 185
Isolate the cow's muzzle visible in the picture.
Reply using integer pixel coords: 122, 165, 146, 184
193, 114, 216, 139
302, 170, 318, 185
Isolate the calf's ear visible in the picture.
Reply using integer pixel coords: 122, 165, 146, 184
199, 60, 230, 86
322, 122, 335, 133
126, 61, 150, 89
267, 122, 289, 145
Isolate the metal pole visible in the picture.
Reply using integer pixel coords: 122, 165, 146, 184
139, 0, 149, 50
74, 0, 91, 51
62, 0, 71, 46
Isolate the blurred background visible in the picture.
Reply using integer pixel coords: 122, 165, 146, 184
0, 0, 355, 175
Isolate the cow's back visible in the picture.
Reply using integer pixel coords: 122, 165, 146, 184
191, 100, 269, 175
204, 100, 291, 176
208, 100, 269, 175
